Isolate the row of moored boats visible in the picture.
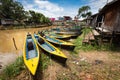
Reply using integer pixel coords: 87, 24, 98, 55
23, 32, 76, 75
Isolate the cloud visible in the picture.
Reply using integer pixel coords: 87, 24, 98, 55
22, 0, 77, 19
88, 0, 106, 14
87, 0, 113, 14
22, 0, 114, 19
34, 0, 64, 12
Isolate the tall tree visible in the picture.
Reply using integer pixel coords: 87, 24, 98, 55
77, 6, 92, 19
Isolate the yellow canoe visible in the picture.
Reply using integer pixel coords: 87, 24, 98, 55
34, 34, 67, 59
45, 36, 75, 46
38, 31, 71, 39
48, 34, 71, 39
23, 34, 40, 75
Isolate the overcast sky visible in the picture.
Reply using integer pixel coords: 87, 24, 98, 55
17, 0, 113, 19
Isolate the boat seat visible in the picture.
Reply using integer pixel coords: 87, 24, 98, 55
28, 50, 36, 59
40, 32, 45, 37
38, 38, 44, 44
27, 34, 31, 36
28, 42, 34, 51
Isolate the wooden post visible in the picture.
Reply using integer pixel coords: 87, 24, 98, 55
13, 38, 17, 50
110, 31, 114, 46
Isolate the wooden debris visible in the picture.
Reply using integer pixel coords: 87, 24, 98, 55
82, 34, 89, 44
82, 39, 89, 43
96, 27, 110, 33
89, 31, 95, 41
92, 29, 100, 36
82, 30, 95, 45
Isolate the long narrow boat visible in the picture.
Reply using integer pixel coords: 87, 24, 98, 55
55, 31, 80, 35
38, 31, 71, 39
48, 34, 71, 39
44, 36, 75, 47
23, 34, 40, 75
34, 34, 67, 60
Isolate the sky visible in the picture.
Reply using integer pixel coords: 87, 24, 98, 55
17, 0, 113, 20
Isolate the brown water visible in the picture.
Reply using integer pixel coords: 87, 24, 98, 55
0, 26, 55, 53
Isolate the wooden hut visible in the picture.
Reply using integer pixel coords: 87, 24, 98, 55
1, 19, 14, 26
86, 16, 93, 26
99, 0, 120, 33
88, 0, 120, 45
90, 13, 98, 28
95, 0, 120, 44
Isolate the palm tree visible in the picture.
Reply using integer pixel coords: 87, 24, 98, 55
86, 12, 92, 18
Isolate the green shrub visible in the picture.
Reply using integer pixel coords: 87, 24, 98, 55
3, 57, 25, 78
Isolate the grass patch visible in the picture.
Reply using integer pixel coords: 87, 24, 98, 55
41, 53, 50, 70
0, 56, 25, 80
73, 27, 117, 52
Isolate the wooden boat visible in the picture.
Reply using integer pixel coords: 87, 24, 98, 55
55, 31, 80, 35
38, 31, 71, 39
23, 34, 40, 75
34, 34, 67, 59
44, 36, 75, 47
49, 34, 71, 39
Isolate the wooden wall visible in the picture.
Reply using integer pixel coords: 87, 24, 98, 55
113, 5, 120, 32
101, 1, 120, 32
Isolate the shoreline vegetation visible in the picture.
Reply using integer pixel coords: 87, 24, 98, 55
0, 24, 52, 30
0, 56, 24, 80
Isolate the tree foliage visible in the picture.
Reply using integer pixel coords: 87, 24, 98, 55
0, 0, 51, 25
0, 0, 26, 22
28, 10, 51, 25
77, 6, 92, 19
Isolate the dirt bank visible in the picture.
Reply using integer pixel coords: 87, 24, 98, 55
0, 52, 21, 73
42, 50, 120, 80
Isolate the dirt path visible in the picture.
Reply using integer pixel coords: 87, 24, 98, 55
41, 50, 120, 80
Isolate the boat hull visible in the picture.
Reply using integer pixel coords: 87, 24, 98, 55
45, 36, 75, 50
34, 34, 67, 60
23, 34, 40, 75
